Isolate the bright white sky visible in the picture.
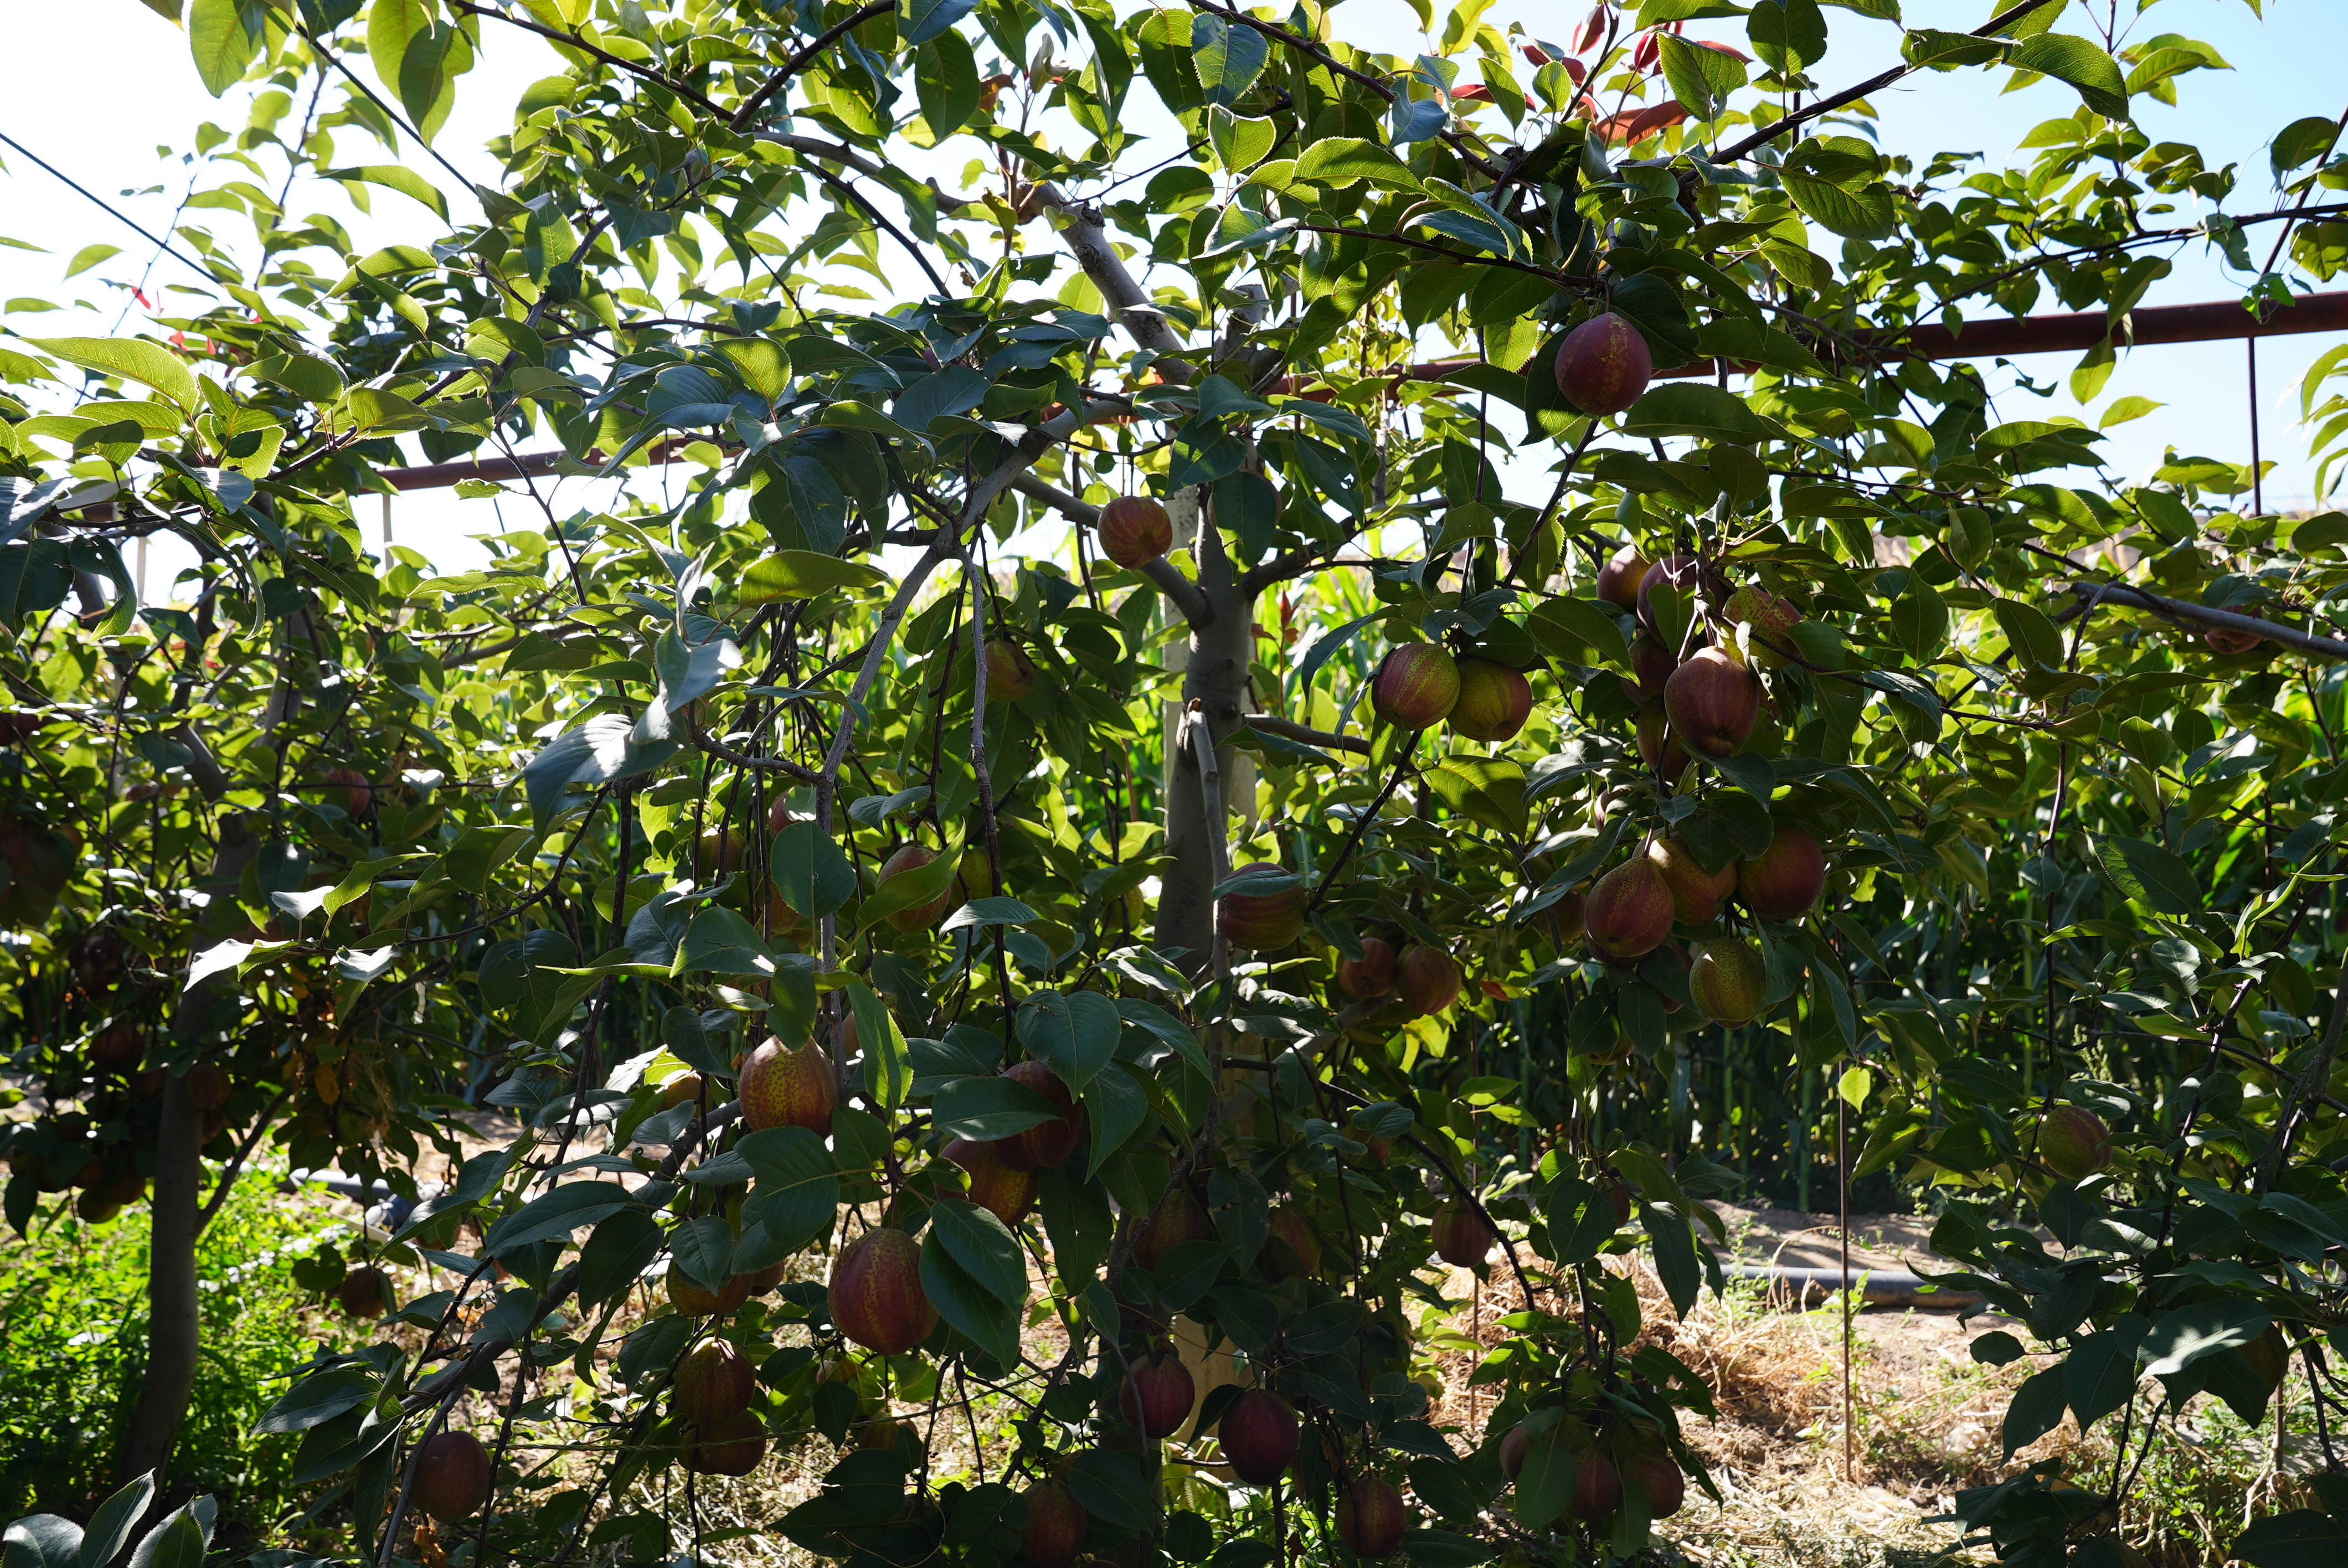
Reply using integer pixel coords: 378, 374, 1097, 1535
0, 0, 2338, 601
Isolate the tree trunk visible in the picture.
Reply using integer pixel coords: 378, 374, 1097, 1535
119, 1073, 202, 1484
1155, 493, 1257, 968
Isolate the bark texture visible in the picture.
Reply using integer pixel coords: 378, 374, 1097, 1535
1155, 495, 1257, 968
119, 1072, 202, 1483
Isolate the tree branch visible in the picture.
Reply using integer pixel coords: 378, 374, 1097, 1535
728, 1, 896, 130
1242, 713, 1369, 757
450, 2, 727, 120
1711, 0, 2066, 163
1037, 183, 1194, 378
815, 538, 953, 834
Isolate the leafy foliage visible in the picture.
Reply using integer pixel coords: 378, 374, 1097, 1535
2, 1, 2345, 1565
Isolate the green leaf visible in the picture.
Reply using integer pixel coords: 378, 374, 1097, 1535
1780, 171, 1897, 239
934, 1075, 1064, 1141
919, 1230, 1019, 1364
1748, 0, 1829, 74
739, 549, 888, 603
1526, 596, 1630, 669
2233, 1512, 2348, 1567
79, 1476, 155, 1568
187, 0, 259, 97
63, 245, 121, 280
1083, 1062, 1152, 1170
254, 1365, 379, 1434
1191, 14, 1269, 106
2064, 1315, 2146, 1432
859, 842, 962, 931
577, 1208, 662, 1306
737, 1127, 841, 1261
1513, 1439, 1577, 1529
251, 352, 346, 404
322, 166, 450, 221
2095, 836, 2202, 916
1990, 596, 2066, 668
1016, 988, 1122, 1093
849, 981, 911, 1110
1293, 137, 1425, 193
2002, 1366, 2067, 1458
1618, 383, 1789, 446
482, 1182, 634, 1254
2142, 1299, 2270, 1376
771, 821, 857, 922
2009, 33, 2130, 120
1888, 577, 1947, 661
1657, 34, 1746, 119
670, 1215, 734, 1291
940, 896, 1037, 932
26, 337, 199, 411
1545, 1178, 1621, 1265
926, 1199, 1027, 1307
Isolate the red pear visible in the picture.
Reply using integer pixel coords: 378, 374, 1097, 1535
326, 766, 375, 816
1687, 936, 1766, 1028
336, 1266, 389, 1318
669, 1268, 754, 1318
991, 1060, 1083, 1170
1371, 644, 1461, 729
1020, 1478, 1089, 1568
1569, 1450, 1622, 1520
1257, 1205, 1321, 1282
1218, 1391, 1300, 1484
1636, 555, 1706, 634
1337, 1477, 1410, 1558
1621, 633, 1676, 706
1431, 1204, 1495, 1268
1722, 584, 1804, 669
945, 1136, 1040, 1225
1499, 1425, 1531, 1481
985, 639, 1038, 701
1132, 1185, 1214, 1271
1662, 646, 1760, 759
688, 1410, 769, 1475
1646, 837, 1735, 926
1450, 658, 1533, 742
1635, 707, 1691, 783
1583, 856, 1675, 964
1736, 828, 1826, 918
2039, 1106, 2112, 1179
878, 843, 956, 932
411, 1431, 493, 1523
1116, 1348, 1198, 1437
1623, 1453, 1686, 1518
2203, 610, 2265, 655
1549, 888, 1587, 951
1553, 313, 1652, 415
1596, 545, 1651, 611
1338, 936, 1397, 998
87, 1025, 142, 1074
830, 1228, 939, 1355
2240, 1327, 2289, 1395
185, 1062, 230, 1111
1397, 945, 1461, 1016
1218, 863, 1307, 950
1097, 495, 1173, 568
672, 1340, 756, 1427
738, 1036, 838, 1136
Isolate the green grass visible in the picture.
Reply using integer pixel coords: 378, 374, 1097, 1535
0, 1160, 354, 1548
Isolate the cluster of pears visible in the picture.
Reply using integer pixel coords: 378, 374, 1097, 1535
1553, 548, 1825, 1027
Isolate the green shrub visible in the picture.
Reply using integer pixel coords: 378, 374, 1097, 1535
0, 1162, 351, 1547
